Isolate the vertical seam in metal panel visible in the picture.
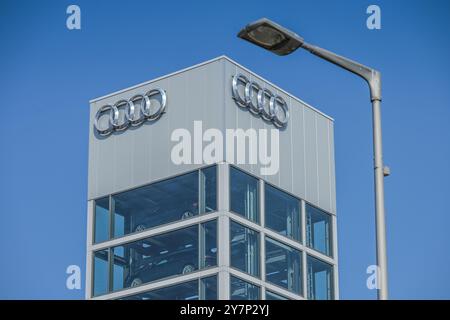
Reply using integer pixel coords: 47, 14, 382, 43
315, 114, 320, 206
289, 97, 294, 193
250, 73, 254, 174
276, 88, 280, 188
263, 80, 269, 183
302, 106, 306, 198
94, 102, 99, 198
235, 64, 238, 144
202, 65, 207, 169
222, 59, 226, 162
184, 67, 189, 171
131, 100, 135, 187
113, 127, 117, 193
327, 121, 333, 213
167, 78, 171, 174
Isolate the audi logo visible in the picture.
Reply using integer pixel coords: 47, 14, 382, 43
231, 74, 289, 128
94, 89, 167, 136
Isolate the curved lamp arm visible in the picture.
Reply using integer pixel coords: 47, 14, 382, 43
301, 42, 381, 102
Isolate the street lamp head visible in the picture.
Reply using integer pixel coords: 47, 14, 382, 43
237, 18, 304, 56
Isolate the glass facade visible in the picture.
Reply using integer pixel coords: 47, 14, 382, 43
230, 221, 260, 277
265, 184, 301, 242
121, 276, 217, 300
94, 166, 217, 244
306, 203, 332, 257
230, 166, 259, 223
93, 250, 108, 296
93, 220, 217, 295
307, 255, 334, 300
230, 276, 260, 300
94, 197, 109, 243
266, 291, 288, 300
89, 164, 336, 300
112, 171, 199, 239
265, 237, 302, 295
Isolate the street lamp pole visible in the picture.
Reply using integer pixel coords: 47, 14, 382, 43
237, 18, 389, 299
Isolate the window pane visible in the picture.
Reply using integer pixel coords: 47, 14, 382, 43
230, 167, 259, 223
307, 255, 334, 300
93, 250, 109, 296
94, 197, 109, 243
112, 225, 199, 291
265, 184, 300, 241
112, 171, 199, 238
201, 166, 217, 213
265, 237, 302, 295
122, 280, 199, 300
230, 276, 260, 300
201, 275, 217, 300
266, 291, 288, 300
306, 204, 332, 256
201, 220, 217, 269
112, 246, 126, 291
230, 221, 260, 277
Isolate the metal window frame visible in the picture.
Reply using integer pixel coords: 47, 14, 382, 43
91, 217, 219, 299
229, 274, 261, 300
88, 162, 221, 299
304, 201, 334, 258
87, 162, 338, 300
229, 219, 262, 279
225, 165, 337, 300
306, 253, 335, 300
94, 268, 220, 300
264, 235, 303, 296
263, 180, 303, 243
91, 164, 219, 244
228, 164, 261, 224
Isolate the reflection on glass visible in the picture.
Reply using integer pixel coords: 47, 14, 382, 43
93, 250, 109, 296
230, 221, 260, 277
94, 197, 109, 243
230, 276, 260, 300
201, 166, 217, 213
112, 225, 199, 290
265, 184, 300, 241
110, 221, 217, 292
201, 275, 218, 300
230, 167, 259, 223
94, 166, 217, 242
306, 204, 332, 256
122, 280, 199, 300
201, 220, 217, 268
266, 291, 288, 300
307, 255, 333, 300
265, 237, 302, 295
120, 275, 218, 300
112, 171, 199, 239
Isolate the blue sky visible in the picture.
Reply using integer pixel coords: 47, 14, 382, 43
1, 0, 449, 299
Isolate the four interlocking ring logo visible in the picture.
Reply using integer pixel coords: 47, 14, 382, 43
94, 89, 167, 136
231, 74, 289, 128
94, 74, 288, 137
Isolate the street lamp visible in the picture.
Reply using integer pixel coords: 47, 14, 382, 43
238, 18, 389, 300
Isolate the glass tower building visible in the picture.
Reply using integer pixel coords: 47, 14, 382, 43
86, 56, 338, 300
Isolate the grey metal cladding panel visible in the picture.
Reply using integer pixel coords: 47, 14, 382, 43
88, 60, 224, 200
274, 89, 293, 194
87, 56, 336, 213
87, 102, 99, 197
329, 121, 337, 213
291, 100, 306, 200
304, 107, 319, 206
223, 58, 336, 211
316, 114, 332, 213
224, 62, 254, 176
